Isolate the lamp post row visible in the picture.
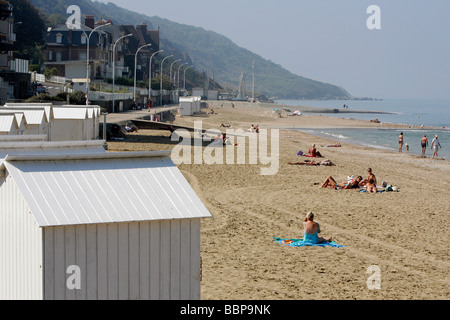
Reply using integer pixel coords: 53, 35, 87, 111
85, 29, 192, 111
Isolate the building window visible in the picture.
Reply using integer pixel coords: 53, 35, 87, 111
79, 52, 86, 61
56, 33, 63, 43
49, 51, 53, 61
56, 52, 62, 62
81, 34, 87, 44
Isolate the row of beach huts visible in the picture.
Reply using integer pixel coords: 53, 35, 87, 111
0, 103, 212, 300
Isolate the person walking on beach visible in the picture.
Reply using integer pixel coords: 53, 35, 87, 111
398, 132, 404, 153
431, 135, 442, 158
421, 135, 428, 157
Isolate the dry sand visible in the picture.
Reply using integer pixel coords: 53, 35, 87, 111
107, 101, 449, 300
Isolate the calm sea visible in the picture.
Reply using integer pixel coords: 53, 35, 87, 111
274, 99, 450, 160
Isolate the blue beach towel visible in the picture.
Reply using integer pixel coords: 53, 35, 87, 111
359, 189, 385, 194
273, 237, 346, 248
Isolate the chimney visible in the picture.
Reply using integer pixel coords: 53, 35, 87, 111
85, 15, 95, 29
137, 23, 148, 34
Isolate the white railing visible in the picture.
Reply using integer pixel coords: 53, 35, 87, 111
49, 75, 67, 84
88, 91, 133, 101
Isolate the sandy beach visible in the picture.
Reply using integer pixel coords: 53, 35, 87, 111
107, 101, 449, 300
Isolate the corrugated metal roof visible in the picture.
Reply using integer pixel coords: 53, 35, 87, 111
3, 104, 53, 122
0, 140, 106, 159
52, 107, 88, 120
0, 112, 26, 126
3, 152, 211, 227
0, 115, 18, 132
0, 109, 46, 125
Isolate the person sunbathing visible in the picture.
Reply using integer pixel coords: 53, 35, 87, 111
322, 143, 342, 148
289, 159, 335, 166
308, 144, 323, 157
321, 176, 362, 189
366, 179, 377, 193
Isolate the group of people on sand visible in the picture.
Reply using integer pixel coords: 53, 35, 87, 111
248, 124, 260, 133
299, 169, 380, 245
419, 134, 442, 158
400, 132, 442, 158
322, 168, 378, 193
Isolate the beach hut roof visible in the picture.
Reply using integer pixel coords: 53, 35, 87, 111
3, 104, 53, 122
0, 111, 27, 126
62, 105, 101, 118
52, 106, 89, 120
0, 109, 46, 125
0, 150, 212, 227
0, 114, 19, 132
0, 140, 106, 159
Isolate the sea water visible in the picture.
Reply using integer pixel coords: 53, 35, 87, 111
275, 99, 450, 160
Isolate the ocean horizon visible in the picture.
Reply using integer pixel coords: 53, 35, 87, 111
274, 98, 450, 160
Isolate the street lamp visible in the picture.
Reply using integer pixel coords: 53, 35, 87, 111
177, 63, 188, 90
148, 49, 163, 98
169, 59, 181, 105
175, 62, 188, 101
159, 55, 173, 106
183, 65, 193, 92
169, 59, 181, 86
134, 43, 152, 102
85, 22, 111, 105
112, 33, 132, 113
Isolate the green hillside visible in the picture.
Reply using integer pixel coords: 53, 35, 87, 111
30, 0, 351, 99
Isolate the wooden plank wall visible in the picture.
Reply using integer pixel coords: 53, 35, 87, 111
43, 219, 201, 300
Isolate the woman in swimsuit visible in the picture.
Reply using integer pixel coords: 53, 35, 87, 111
398, 132, 404, 153
321, 175, 362, 189
303, 212, 332, 244
366, 179, 377, 193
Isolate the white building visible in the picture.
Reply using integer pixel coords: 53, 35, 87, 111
179, 96, 201, 116
52, 105, 100, 141
1, 103, 101, 141
0, 144, 211, 300
0, 108, 48, 136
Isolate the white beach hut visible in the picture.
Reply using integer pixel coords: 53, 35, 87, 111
0, 108, 48, 137
2, 103, 101, 141
179, 97, 201, 116
0, 114, 19, 135
179, 97, 194, 116
3, 103, 53, 139
0, 146, 211, 300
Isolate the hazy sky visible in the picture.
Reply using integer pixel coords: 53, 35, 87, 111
94, 0, 450, 100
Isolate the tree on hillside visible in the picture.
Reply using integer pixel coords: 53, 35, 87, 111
10, 0, 46, 65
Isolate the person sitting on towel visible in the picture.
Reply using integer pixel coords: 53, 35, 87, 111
365, 179, 377, 193
308, 144, 323, 157
303, 212, 332, 244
